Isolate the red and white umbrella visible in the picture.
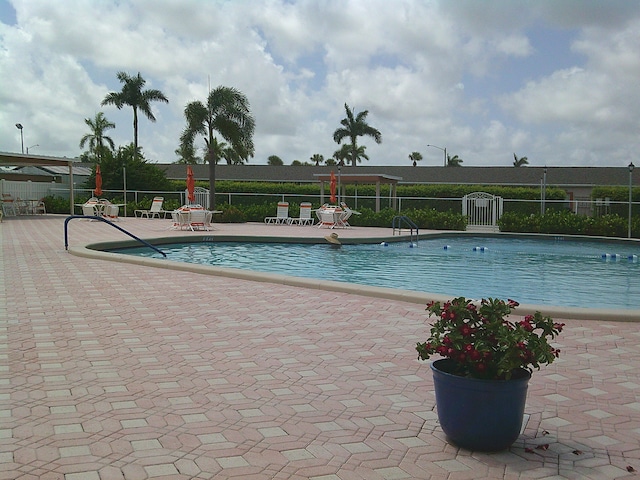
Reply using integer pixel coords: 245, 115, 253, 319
330, 170, 337, 204
94, 164, 103, 196
186, 165, 195, 204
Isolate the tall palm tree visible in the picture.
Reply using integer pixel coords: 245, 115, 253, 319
180, 85, 255, 209
310, 153, 324, 166
101, 71, 168, 158
79, 112, 115, 163
206, 137, 228, 164
333, 103, 382, 167
447, 154, 463, 167
409, 151, 423, 167
513, 153, 529, 167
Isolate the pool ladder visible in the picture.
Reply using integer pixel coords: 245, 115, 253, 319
64, 215, 166, 257
392, 216, 419, 245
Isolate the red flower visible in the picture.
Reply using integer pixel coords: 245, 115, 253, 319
459, 325, 473, 336
417, 296, 562, 380
519, 319, 534, 332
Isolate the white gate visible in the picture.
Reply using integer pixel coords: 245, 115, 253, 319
462, 192, 503, 229
185, 186, 210, 208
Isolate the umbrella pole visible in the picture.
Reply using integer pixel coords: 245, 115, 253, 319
123, 166, 127, 217
338, 165, 341, 204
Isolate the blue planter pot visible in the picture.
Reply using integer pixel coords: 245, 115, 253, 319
431, 359, 531, 451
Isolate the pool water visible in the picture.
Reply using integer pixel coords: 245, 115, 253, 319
113, 236, 640, 310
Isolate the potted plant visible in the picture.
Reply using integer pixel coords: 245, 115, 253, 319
416, 297, 564, 451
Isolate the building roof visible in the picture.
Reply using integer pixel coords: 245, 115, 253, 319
0, 151, 80, 168
158, 164, 637, 187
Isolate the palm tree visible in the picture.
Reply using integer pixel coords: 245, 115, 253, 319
447, 154, 463, 167
79, 112, 115, 163
409, 151, 423, 167
513, 153, 529, 167
180, 85, 255, 209
333, 103, 382, 167
206, 137, 228, 164
310, 153, 324, 166
174, 142, 200, 164
101, 71, 168, 158
333, 143, 369, 166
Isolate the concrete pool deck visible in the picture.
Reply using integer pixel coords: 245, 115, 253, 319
2, 215, 640, 479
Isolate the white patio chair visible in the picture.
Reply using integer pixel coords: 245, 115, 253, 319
188, 209, 212, 231
290, 202, 314, 226
104, 204, 119, 221
82, 199, 99, 218
2, 194, 17, 216
338, 202, 360, 228
264, 201, 291, 224
34, 198, 46, 214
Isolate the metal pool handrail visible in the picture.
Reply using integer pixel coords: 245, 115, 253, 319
64, 215, 167, 257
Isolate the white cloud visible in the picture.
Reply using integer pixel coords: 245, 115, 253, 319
1, 0, 640, 167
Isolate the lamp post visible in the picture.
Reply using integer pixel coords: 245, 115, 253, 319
427, 144, 447, 166
15, 123, 24, 154
27, 144, 39, 154
629, 162, 635, 239
541, 166, 547, 215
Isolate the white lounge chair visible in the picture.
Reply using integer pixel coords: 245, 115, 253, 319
290, 202, 314, 226
264, 201, 291, 224
135, 197, 169, 219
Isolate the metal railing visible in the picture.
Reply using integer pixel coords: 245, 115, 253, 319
7, 185, 636, 219
392, 216, 419, 244
64, 215, 166, 257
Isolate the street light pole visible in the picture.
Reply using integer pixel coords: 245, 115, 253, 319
27, 144, 39, 154
629, 162, 635, 239
15, 123, 24, 154
542, 166, 547, 215
427, 144, 447, 166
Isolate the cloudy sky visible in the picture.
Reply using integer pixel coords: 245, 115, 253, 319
1, 0, 639, 167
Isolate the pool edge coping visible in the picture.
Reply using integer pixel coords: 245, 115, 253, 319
68, 232, 640, 322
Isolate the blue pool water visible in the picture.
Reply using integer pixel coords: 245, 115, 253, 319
112, 236, 640, 310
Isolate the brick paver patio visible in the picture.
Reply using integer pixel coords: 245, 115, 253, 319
1, 215, 639, 479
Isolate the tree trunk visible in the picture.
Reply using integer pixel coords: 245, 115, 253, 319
132, 107, 139, 159
208, 152, 216, 210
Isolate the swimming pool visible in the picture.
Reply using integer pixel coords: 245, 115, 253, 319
111, 236, 640, 311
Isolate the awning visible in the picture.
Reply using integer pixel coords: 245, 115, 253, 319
0, 151, 80, 214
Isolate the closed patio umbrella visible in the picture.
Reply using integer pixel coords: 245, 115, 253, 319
94, 164, 103, 196
330, 170, 337, 204
187, 165, 195, 204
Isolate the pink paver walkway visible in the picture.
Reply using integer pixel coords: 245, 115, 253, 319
1, 215, 639, 479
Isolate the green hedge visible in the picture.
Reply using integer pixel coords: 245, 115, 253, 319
498, 211, 638, 238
